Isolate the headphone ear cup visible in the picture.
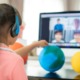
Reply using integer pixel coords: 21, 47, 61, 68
10, 23, 17, 37
10, 16, 20, 37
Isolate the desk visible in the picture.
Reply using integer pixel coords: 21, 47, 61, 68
26, 60, 80, 80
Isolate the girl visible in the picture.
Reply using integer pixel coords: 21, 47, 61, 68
0, 4, 48, 80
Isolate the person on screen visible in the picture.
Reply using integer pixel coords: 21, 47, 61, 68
70, 31, 80, 43
73, 19, 80, 30
52, 30, 64, 43
54, 18, 63, 31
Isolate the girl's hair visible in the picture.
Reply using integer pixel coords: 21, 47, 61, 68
0, 4, 22, 30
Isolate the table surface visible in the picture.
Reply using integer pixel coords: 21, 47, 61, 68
25, 60, 80, 79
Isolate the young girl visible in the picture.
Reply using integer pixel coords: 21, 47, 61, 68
0, 4, 48, 80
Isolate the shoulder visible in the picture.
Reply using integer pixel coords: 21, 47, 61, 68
1, 49, 23, 64
9, 51, 23, 63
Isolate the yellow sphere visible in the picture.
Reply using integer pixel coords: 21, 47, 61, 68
71, 52, 80, 73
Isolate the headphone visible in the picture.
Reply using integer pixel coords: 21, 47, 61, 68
10, 9, 20, 37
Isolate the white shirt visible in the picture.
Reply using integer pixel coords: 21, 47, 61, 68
52, 40, 64, 43
70, 39, 77, 43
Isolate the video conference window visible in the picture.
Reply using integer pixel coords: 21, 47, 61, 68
39, 12, 80, 48
50, 17, 80, 43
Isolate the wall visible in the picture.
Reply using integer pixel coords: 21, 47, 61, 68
0, 0, 9, 4
23, 0, 68, 44
68, 0, 80, 11
0, 0, 24, 17
9, 0, 24, 17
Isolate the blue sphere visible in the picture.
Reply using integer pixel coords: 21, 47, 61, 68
38, 46, 65, 72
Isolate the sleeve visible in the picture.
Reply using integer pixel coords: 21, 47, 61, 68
12, 59, 28, 80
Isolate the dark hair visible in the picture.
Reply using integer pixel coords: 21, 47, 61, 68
57, 18, 60, 21
54, 30, 62, 35
0, 4, 22, 30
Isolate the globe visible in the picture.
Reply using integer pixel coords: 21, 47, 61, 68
38, 46, 65, 72
44, 72, 61, 78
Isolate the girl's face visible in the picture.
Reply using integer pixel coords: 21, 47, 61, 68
18, 24, 25, 38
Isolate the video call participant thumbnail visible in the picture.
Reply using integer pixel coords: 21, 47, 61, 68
52, 30, 64, 43
70, 31, 80, 43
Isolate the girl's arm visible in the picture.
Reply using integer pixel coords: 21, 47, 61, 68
15, 40, 48, 57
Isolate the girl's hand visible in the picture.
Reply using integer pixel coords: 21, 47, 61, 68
33, 40, 48, 47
